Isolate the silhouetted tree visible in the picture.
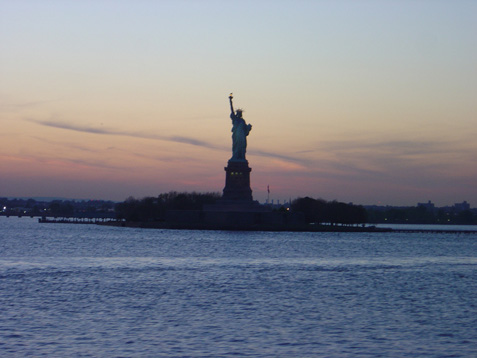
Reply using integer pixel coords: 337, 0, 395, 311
48, 201, 74, 217
291, 197, 367, 225
457, 210, 474, 224
115, 192, 220, 222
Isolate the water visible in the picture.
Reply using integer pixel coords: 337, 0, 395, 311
377, 223, 477, 232
1, 217, 476, 357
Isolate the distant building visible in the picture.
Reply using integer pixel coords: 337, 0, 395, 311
417, 200, 435, 211
263, 199, 292, 210
453, 201, 470, 212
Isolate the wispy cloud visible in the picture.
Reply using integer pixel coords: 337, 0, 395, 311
1, 98, 59, 111
283, 136, 477, 187
31, 136, 102, 154
25, 118, 223, 150
25, 117, 309, 165
1, 152, 123, 172
250, 149, 309, 166
314, 138, 470, 157
30, 135, 206, 165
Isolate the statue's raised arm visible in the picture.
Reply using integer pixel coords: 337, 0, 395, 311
229, 93, 235, 116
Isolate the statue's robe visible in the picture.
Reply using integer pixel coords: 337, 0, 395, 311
230, 113, 251, 161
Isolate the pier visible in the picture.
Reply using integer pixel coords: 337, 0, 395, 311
38, 217, 117, 224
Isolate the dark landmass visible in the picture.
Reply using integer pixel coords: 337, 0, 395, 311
114, 192, 221, 222
0, 197, 116, 219
2, 194, 476, 231
365, 202, 477, 225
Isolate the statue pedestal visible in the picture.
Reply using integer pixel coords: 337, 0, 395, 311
204, 160, 269, 213
222, 160, 253, 202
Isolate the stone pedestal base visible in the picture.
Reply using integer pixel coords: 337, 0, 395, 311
222, 160, 253, 201
204, 159, 269, 213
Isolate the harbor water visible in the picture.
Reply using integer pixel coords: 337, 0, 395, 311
1, 217, 476, 357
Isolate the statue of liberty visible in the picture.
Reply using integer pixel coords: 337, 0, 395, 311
228, 93, 252, 162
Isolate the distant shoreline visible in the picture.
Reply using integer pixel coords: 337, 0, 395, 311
2, 215, 476, 234
37, 217, 477, 234
98, 220, 392, 233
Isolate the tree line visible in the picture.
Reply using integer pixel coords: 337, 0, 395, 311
113, 193, 368, 225
9, 193, 473, 226
290, 197, 367, 225
0, 197, 115, 218
115, 192, 221, 222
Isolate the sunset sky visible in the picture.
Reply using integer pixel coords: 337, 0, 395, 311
1, 1, 476, 206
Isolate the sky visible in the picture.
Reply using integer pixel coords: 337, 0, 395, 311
1, 0, 476, 206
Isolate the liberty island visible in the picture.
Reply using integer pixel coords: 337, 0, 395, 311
118, 95, 378, 231
28, 94, 476, 232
